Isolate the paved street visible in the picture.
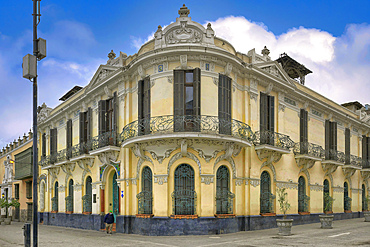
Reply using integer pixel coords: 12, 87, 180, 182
0, 218, 370, 247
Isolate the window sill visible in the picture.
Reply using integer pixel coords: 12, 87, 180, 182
136, 214, 154, 218
66, 211, 73, 214
215, 214, 235, 218
170, 215, 198, 219
82, 212, 92, 215
26, 197, 32, 199
260, 213, 276, 217
51, 211, 58, 213
324, 211, 333, 214
344, 210, 352, 213
298, 212, 310, 215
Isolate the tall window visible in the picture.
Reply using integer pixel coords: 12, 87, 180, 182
344, 182, 351, 211
323, 179, 331, 212
299, 109, 308, 153
66, 119, 72, 158
42, 133, 46, 158
362, 136, 370, 168
218, 74, 232, 135
66, 179, 74, 213
98, 92, 117, 135
216, 166, 234, 214
260, 92, 275, 145
138, 77, 151, 135
50, 128, 57, 163
325, 120, 337, 160
260, 171, 274, 214
26, 181, 32, 199
298, 176, 309, 213
52, 181, 59, 212
173, 69, 201, 132
172, 164, 196, 215
345, 128, 351, 164
83, 176, 92, 213
14, 184, 20, 199
79, 108, 92, 145
137, 166, 152, 214
362, 184, 368, 211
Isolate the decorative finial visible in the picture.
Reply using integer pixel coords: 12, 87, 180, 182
178, 4, 190, 17
261, 46, 270, 56
108, 50, 116, 60
207, 23, 212, 30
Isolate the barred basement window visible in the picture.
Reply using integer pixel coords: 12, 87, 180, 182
137, 166, 153, 214
66, 179, 74, 213
216, 165, 234, 214
172, 164, 196, 215
52, 181, 59, 212
260, 171, 274, 214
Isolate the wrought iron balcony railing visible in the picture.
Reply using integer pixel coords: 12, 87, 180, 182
362, 159, 370, 169
253, 130, 295, 150
50, 152, 58, 165
215, 189, 235, 214
56, 148, 72, 163
39, 155, 50, 167
119, 115, 255, 144
293, 142, 324, 158
137, 191, 153, 214
65, 195, 73, 212
346, 155, 362, 168
260, 191, 275, 214
70, 142, 90, 159
51, 197, 58, 212
324, 149, 345, 163
89, 130, 118, 151
172, 189, 197, 215
82, 194, 92, 213
298, 194, 310, 213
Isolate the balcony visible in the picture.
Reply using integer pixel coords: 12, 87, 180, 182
69, 142, 94, 162
322, 149, 345, 166
88, 130, 120, 156
362, 160, 370, 170
119, 115, 255, 148
54, 148, 72, 166
293, 142, 324, 171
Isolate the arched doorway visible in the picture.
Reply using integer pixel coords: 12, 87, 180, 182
172, 164, 196, 215
112, 172, 119, 215
52, 181, 59, 212
83, 176, 92, 213
137, 166, 152, 214
298, 176, 309, 213
260, 171, 273, 214
216, 165, 234, 214
66, 179, 74, 213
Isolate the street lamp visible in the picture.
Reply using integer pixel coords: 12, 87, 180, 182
22, 1, 46, 246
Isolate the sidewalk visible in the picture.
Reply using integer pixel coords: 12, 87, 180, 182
0, 218, 370, 246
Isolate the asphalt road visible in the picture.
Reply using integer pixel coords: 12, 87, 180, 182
0, 218, 370, 247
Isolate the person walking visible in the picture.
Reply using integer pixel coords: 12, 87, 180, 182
104, 210, 115, 234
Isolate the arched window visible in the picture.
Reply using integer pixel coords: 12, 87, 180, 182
137, 166, 153, 214
216, 165, 234, 214
66, 179, 74, 213
260, 171, 274, 214
52, 181, 59, 212
344, 182, 351, 211
83, 176, 92, 213
298, 176, 309, 213
323, 179, 331, 212
172, 164, 196, 215
362, 184, 367, 211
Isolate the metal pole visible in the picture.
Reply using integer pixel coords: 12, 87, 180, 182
32, 0, 38, 246
23, 223, 31, 247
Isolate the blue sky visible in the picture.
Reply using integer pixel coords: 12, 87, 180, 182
0, 0, 369, 148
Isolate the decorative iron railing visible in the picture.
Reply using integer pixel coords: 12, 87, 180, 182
347, 155, 362, 168
298, 194, 310, 213
363, 198, 369, 211
82, 194, 92, 213
293, 142, 324, 158
51, 197, 58, 212
325, 149, 345, 163
260, 191, 275, 214
119, 115, 255, 144
90, 130, 118, 151
50, 152, 58, 165
39, 155, 50, 167
56, 148, 72, 163
253, 130, 295, 150
172, 189, 197, 215
70, 142, 90, 159
65, 195, 73, 212
344, 196, 352, 211
362, 159, 370, 169
137, 191, 153, 214
215, 189, 235, 214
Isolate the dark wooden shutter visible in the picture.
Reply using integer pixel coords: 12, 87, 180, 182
300, 109, 308, 153
87, 108, 92, 140
325, 120, 330, 159
332, 122, 337, 152
304, 110, 308, 142
143, 77, 151, 134
363, 135, 367, 162
367, 137, 370, 161
193, 68, 201, 117
174, 70, 185, 132
42, 133, 46, 157
50, 128, 58, 159
260, 93, 268, 132
98, 100, 107, 135
345, 128, 350, 164
138, 79, 144, 121
268, 95, 275, 133
112, 92, 118, 132
66, 119, 72, 149
79, 112, 85, 144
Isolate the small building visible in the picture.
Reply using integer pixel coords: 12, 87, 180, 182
36, 5, 370, 235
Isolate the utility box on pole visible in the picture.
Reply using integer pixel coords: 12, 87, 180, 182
37, 38, 46, 60
22, 54, 37, 79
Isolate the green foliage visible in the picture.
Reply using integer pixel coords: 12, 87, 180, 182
0, 198, 20, 209
323, 192, 335, 214
277, 188, 290, 219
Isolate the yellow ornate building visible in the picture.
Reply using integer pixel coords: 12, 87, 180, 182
36, 5, 370, 235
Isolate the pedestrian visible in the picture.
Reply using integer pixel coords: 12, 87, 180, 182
104, 210, 115, 234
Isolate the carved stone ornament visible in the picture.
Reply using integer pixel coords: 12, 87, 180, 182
180, 55, 187, 69
321, 163, 339, 177
98, 151, 120, 165
61, 163, 76, 186
276, 180, 298, 190
138, 65, 145, 79
295, 158, 316, 174
256, 149, 283, 168
49, 167, 60, 186
245, 178, 260, 187
194, 149, 220, 163
310, 183, 324, 192
264, 83, 273, 95
37, 102, 52, 124
342, 167, 356, 179
77, 159, 94, 184
166, 23, 202, 45
225, 63, 232, 76
361, 171, 370, 181
154, 175, 168, 185
200, 174, 214, 185
149, 148, 176, 164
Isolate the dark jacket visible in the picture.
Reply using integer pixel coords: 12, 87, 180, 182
104, 213, 114, 224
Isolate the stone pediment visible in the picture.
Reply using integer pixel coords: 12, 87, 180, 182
84, 65, 120, 94
255, 61, 297, 89
154, 5, 215, 49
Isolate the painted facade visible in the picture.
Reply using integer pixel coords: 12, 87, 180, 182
36, 5, 370, 235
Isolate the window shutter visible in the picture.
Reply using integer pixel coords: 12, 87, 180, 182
50, 128, 58, 156
332, 122, 337, 151
66, 119, 72, 149
345, 128, 350, 164
113, 92, 118, 132
268, 95, 275, 133
362, 136, 367, 162
144, 77, 151, 134
79, 112, 85, 144
218, 74, 225, 120
226, 76, 232, 122
367, 137, 370, 160
174, 70, 185, 132
87, 108, 92, 140
138, 79, 143, 121
325, 120, 330, 159
193, 68, 201, 117
259, 92, 267, 132
300, 109, 308, 153
304, 110, 308, 143
42, 133, 46, 157
98, 100, 107, 135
